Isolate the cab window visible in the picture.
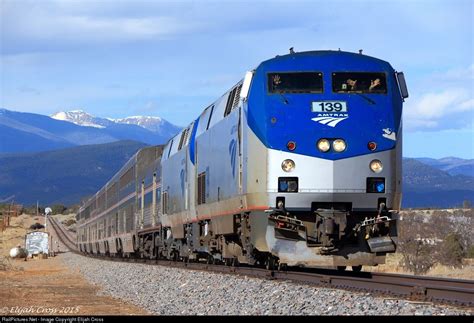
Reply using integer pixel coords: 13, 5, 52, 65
332, 72, 387, 94
268, 72, 323, 93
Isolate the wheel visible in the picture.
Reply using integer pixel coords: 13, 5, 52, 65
265, 255, 278, 270
207, 255, 215, 265
278, 263, 288, 271
337, 266, 347, 271
171, 251, 179, 261
352, 265, 363, 272
232, 257, 240, 267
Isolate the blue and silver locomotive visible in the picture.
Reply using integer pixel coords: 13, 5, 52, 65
77, 50, 408, 271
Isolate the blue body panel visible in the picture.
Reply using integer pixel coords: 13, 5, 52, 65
189, 117, 199, 165
247, 51, 403, 160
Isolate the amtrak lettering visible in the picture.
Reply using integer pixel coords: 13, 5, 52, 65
312, 113, 349, 127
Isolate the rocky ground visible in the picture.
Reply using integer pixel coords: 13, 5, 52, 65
1, 211, 473, 316
62, 252, 472, 316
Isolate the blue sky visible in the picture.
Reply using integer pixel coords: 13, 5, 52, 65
1, 0, 473, 159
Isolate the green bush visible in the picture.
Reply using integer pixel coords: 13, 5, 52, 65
439, 233, 464, 267
51, 204, 67, 215
466, 246, 474, 259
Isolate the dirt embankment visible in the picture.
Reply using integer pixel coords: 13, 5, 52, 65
1, 214, 40, 257
0, 255, 148, 315
0, 213, 147, 315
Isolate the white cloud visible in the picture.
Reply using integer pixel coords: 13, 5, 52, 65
1, 1, 206, 54
404, 89, 473, 130
409, 89, 471, 118
28, 15, 198, 42
404, 64, 474, 132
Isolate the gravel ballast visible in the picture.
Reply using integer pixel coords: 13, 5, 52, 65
62, 252, 472, 315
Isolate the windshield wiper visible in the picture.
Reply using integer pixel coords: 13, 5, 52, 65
354, 92, 376, 105
278, 91, 289, 104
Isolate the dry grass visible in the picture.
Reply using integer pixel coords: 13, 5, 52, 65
52, 213, 76, 232
0, 214, 39, 257
52, 213, 76, 223
0, 256, 14, 271
364, 253, 474, 280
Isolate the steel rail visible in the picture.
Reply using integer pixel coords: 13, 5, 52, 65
48, 216, 77, 251
49, 217, 474, 308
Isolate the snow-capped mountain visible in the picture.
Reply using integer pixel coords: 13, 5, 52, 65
51, 110, 181, 136
51, 110, 113, 129
113, 116, 181, 136
0, 108, 182, 154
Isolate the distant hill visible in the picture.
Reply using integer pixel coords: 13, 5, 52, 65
0, 140, 148, 205
414, 157, 474, 177
402, 158, 474, 208
0, 108, 181, 154
0, 137, 472, 208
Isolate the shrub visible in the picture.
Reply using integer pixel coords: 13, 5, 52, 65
51, 204, 67, 215
398, 239, 436, 275
62, 218, 76, 227
439, 233, 464, 267
465, 245, 474, 259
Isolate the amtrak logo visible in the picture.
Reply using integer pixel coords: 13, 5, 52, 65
312, 113, 348, 127
382, 128, 396, 141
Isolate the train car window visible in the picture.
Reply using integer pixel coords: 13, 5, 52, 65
268, 72, 323, 93
332, 72, 387, 94
119, 166, 134, 189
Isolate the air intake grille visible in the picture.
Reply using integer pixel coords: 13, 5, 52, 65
197, 172, 206, 205
233, 84, 242, 109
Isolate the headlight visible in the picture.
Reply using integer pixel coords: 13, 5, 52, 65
370, 159, 383, 173
281, 159, 295, 172
333, 139, 346, 152
317, 139, 330, 152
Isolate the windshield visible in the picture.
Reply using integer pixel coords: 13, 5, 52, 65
268, 72, 323, 93
332, 72, 387, 94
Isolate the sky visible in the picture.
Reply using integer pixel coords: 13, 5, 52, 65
0, 0, 473, 159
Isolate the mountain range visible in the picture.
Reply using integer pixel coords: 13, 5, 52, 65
413, 157, 473, 177
0, 108, 181, 154
0, 140, 148, 205
0, 140, 472, 207
403, 158, 474, 208
0, 108, 472, 208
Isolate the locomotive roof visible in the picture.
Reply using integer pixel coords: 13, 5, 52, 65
259, 50, 392, 70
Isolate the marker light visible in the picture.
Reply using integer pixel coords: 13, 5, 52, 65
281, 159, 295, 172
317, 139, 330, 152
370, 160, 383, 173
376, 182, 385, 193
368, 142, 377, 151
287, 141, 296, 151
333, 139, 347, 152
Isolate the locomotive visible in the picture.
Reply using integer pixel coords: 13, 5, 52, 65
77, 50, 408, 271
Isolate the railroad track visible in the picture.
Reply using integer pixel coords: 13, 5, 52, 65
48, 216, 77, 252
49, 217, 474, 308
